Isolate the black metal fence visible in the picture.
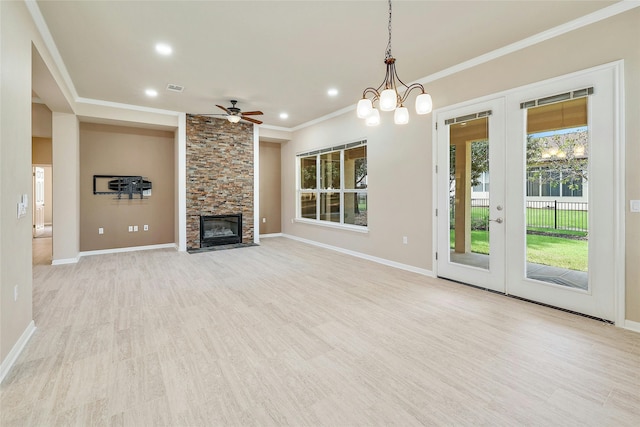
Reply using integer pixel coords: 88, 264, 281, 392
450, 198, 588, 232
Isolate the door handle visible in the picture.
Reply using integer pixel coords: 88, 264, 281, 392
489, 217, 503, 224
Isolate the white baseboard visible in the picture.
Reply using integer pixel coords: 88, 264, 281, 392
282, 234, 435, 277
79, 243, 177, 258
624, 319, 640, 334
0, 321, 36, 384
52, 256, 80, 265
260, 233, 283, 238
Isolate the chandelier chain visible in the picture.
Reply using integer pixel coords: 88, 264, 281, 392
385, 0, 393, 60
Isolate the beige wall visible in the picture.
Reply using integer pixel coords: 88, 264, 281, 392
1, 0, 181, 373
259, 141, 282, 234
52, 112, 80, 261
32, 103, 52, 138
79, 123, 175, 251
282, 9, 640, 321
0, 0, 36, 365
32, 137, 52, 164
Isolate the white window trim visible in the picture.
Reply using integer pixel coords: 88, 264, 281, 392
296, 141, 367, 229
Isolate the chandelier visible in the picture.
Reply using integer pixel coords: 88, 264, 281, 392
357, 0, 432, 126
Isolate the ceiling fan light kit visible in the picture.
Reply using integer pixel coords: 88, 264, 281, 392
358, 0, 433, 126
204, 100, 263, 125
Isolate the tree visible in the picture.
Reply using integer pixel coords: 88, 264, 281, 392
527, 131, 588, 190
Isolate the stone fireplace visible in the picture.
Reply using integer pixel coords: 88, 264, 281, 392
186, 114, 254, 249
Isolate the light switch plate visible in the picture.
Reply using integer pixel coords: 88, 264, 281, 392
631, 200, 640, 213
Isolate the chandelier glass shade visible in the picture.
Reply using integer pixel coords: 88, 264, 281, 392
358, 0, 432, 125
226, 115, 241, 123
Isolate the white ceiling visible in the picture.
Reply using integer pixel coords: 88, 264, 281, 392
35, 0, 619, 128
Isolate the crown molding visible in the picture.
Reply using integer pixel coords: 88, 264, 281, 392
25, 0, 79, 101
292, 0, 640, 132
26, 0, 639, 132
76, 97, 182, 116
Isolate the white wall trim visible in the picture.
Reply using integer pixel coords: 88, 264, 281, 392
52, 256, 80, 265
178, 113, 187, 251
259, 233, 283, 238
76, 97, 182, 117
283, 234, 435, 278
0, 321, 36, 384
260, 124, 292, 133
614, 61, 626, 327
623, 320, 640, 334
254, 124, 260, 244
79, 243, 177, 258
25, 0, 78, 100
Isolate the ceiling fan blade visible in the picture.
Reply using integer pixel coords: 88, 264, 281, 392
241, 111, 263, 116
215, 104, 231, 114
241, 116, 263, 125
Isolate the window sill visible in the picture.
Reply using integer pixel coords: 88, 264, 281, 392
294, 218, 369, 233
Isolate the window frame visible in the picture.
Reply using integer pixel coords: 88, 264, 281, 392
296, 140, 368, 231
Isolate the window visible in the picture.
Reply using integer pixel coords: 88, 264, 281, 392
298, 141, 367, 227
526, 167, 584, 197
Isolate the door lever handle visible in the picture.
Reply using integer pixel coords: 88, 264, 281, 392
489, 217, 503, 224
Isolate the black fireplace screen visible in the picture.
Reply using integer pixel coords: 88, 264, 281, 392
200, 214, 242, 246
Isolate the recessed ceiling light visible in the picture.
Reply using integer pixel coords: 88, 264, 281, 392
327, 88, 339, 97
145, 89, 158, 97
280, 113, 289, 119
155, 43, 172, 56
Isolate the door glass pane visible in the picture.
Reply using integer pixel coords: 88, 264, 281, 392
448, 117, 490, 269
525, 97, 589, 290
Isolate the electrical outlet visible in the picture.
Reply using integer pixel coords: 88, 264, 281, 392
14, 285, 18, 302
262, 218, 266, 223
98, 227, 104, 235
403, 236, 408, 244
128, 226, 133, 232
133, 225, 138, 232
143, 224, 149, 231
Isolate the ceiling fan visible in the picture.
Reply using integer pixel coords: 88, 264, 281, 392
209, 100, 263, 125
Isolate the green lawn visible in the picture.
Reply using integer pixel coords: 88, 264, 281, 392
450, 230, 588, 271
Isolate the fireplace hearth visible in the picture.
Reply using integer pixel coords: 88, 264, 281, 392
200, 214, 242, 247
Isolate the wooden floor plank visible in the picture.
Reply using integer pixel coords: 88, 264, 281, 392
2, 236, 639, 425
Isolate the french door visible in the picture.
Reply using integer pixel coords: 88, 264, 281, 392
436, 64, 620, 321
436, 98, 506, 293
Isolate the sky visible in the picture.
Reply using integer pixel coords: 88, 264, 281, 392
529, 126, 587, 138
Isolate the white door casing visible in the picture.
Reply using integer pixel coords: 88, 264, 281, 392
435, 62, 621, 322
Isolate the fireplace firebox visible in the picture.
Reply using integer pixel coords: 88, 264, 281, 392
200, 214, 242, 247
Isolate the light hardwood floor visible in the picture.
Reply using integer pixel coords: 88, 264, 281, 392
2, 237, 639, 426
